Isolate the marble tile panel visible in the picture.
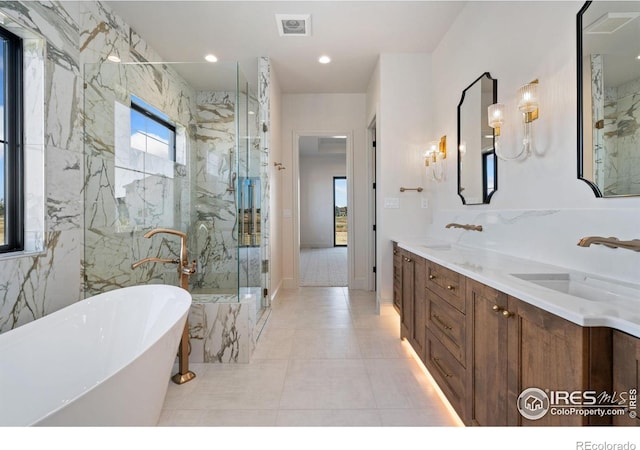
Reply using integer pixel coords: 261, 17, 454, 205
46, 146, 83, 232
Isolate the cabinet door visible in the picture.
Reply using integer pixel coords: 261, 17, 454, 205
506, 296, 589, 426
466, 279, 509, 426
393, 245, 402, 313
410, 256, 426, 359
400, 252, 414, 340
613, 330, 640, 426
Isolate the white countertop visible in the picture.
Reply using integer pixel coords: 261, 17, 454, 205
394, 237, 640, 338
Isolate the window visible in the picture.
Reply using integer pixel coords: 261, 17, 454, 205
0, 25, 23, 253
130, 95, 176, 161
333, 177, 347, 247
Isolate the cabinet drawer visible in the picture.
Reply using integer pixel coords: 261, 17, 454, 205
426, 262, 465, 313
428, 294, 466, 365
425, 330, 465, 416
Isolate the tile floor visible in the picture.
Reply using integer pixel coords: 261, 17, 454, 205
159, 287, 462, 427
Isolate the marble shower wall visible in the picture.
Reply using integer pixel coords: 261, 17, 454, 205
192, 91, 238, 291
0, 1, 260, 334
0, 2, 82, 334
82, 4, 198, 296
602, 76, 640, 196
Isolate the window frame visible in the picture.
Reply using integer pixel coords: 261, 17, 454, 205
0, 25, 24, 254
130, 96, 176, 162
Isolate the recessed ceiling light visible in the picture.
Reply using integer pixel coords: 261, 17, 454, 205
107, 54, 121, 63
204, 54, 218, 63
318, 55, 331, 64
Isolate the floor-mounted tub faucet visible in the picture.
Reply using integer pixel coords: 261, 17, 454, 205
131, 227, 197, 385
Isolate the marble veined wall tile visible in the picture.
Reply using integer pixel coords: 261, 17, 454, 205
193, 91, 239, 291
0, 230, 81, 334
188, 299, 256, 364
0, 1, 84, 333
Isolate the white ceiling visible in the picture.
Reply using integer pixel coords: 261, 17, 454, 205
103, 1, 466, 93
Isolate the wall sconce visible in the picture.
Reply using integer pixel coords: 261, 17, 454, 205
518, 79, 539, 156
424, 135, 446, 181
487, 79, 539, 161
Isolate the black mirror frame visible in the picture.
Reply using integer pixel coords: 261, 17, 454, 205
457, 72, 498, 205
576, 1, 603, 197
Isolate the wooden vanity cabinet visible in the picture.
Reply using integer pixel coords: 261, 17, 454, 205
465, 279, 508, 426
612, 330, 640, 426
466, 278, 612, 426
398, 249, 426, 361
394, 246, 616, 427
424, 260, 468, 421
393, 243, 402, 313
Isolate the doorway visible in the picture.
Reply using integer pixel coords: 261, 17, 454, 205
298, 135, 348, 287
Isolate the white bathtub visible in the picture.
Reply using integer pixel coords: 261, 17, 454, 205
0, 284, 191, 426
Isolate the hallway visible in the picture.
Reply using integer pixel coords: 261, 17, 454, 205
299, 248, 348, 287
159, 287, 461, 426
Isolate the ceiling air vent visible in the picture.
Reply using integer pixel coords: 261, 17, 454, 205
584, 12, 640, 34
275, 14, 311, 37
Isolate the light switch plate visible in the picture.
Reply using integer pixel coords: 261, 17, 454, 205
421, 198, 429, 209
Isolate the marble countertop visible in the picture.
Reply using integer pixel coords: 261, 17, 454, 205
393, 237, 640, 338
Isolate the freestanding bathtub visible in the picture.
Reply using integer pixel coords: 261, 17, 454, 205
0, 284, 191, 426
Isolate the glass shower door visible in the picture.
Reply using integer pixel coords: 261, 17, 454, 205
236, 68, 265, 319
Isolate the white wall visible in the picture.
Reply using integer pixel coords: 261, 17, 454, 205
400, 2, 640, 290
300, 153, 347, 248
375, 53, 433, 303
281, 94, 369, 289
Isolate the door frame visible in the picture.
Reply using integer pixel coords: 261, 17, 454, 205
292, 130, 353, 288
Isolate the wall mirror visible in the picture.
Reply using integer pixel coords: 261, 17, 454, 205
457, 72, 498, 205
578, 1, 640, 197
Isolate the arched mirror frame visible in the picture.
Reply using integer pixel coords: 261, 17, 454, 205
577, 0, 640, 197
577, 1, 602, 197
457, 72, 498, 205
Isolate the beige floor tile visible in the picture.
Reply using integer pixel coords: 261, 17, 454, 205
364, 358, 442, 409
199, 409, 278, 426
276, 409, 382, 426
290, 328, 362, 359
160, 287, 459, 427
279, 359, 376, 410
379, 408, 461, 426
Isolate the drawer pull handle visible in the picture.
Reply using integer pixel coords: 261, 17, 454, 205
446, 285, 455, 291
429, 274, 436, 280
433, 314, 453, 331
492, 305, 502, 313
432, 357, 453, 378
393, 250, 397, 255
502, 310, 512, 318
406, 258, 412, 262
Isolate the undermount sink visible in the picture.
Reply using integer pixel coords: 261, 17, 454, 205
510, 272, 640, 304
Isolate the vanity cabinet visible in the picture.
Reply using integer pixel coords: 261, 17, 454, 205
395, 245, 615, 427
612, 330, 640, 426
466, 278, 611, 426
393, 243, 402, 313
424, 261, 468, 420
397, 248, 426, 361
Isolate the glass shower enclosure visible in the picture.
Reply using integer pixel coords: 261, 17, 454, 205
83, 60, 268, 359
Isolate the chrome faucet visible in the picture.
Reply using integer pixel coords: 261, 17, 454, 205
577, 236, 640, 252
131, 227, 197, 384
446, 223, 483, 232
